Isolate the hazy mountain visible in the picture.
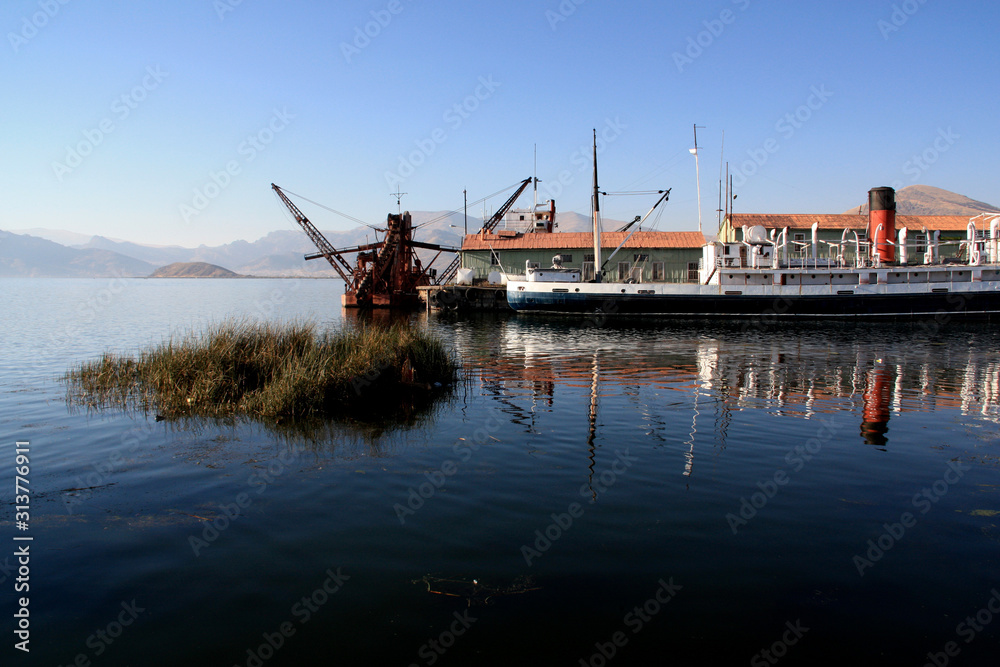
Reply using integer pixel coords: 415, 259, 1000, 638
236, 253, 344, 277
79, 236, 195, 266
8, 228, 100, 246
0, 210, 471, 278
0, 230, 156, 277
845, 185, 1000, 216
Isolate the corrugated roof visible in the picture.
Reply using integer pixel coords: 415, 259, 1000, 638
898, 215, 989, 231
461, 230, 706, 251
729, 214, 986, 231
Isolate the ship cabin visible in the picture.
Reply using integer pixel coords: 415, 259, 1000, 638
703, 213, 1000, 288
719, 213, 990, 265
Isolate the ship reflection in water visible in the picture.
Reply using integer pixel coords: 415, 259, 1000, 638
447, 316, 1000, 468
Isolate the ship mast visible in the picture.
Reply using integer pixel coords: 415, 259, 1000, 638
592, 129, 602, 282
690, 124, 704, 235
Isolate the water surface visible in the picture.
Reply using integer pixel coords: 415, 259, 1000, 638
2, 278, 999, 665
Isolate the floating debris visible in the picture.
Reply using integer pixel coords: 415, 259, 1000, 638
413, 575, 540, 607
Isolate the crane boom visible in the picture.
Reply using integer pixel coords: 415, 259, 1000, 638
271, 183, 353, 282
479, 178, 533, 234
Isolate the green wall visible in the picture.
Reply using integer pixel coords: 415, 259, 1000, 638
461, 248, 702, 283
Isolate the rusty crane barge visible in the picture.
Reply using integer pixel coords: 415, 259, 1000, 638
272, 179, 536, 309
271, 183, 464, 309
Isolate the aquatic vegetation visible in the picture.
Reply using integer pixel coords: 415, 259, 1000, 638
64, 319, 457, 419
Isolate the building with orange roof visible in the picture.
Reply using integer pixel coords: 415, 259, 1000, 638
460, 229, 706, 283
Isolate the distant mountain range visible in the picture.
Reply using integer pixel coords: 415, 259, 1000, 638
2, 210, 474, 279
3, 186, 996, 278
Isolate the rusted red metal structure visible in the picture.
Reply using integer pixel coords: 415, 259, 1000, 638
272, 184, 460, 309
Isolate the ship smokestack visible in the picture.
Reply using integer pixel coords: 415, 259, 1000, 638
868, 186, 896, 263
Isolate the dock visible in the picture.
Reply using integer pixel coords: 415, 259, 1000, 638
418, 284, 511, 312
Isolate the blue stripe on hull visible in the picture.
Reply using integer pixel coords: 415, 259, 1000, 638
506, 290, 1000, 319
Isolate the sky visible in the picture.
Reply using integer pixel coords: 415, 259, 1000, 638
2, 0, 998, 247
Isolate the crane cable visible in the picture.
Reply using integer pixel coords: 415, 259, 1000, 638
412, 180, 530, 230
277, 180, 529, 233
277, 188, 383, 231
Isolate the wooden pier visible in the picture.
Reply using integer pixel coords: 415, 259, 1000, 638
417, 284, 511, 312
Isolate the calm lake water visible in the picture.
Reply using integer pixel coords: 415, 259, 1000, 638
3, 278, 1000, 666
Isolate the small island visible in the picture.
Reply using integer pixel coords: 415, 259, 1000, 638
149, 262, 243, 278
63, 320, 457, 420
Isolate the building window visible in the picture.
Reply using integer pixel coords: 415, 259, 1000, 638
490, 252, 500, 265
630, 266, 643, 282
582, 261, 595, 281
793, 232, 806, 242
652, 262, 664, 281
559, 254, 573, 263
633, 253, 649, 262
618, 262, 630, 281
915, 234, 927, 253
584, 254, 594, 262
687, 261, 699, 282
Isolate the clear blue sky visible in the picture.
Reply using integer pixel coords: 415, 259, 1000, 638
2, 0, 997, 246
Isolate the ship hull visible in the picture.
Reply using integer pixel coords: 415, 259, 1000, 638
505, 281, 1000, 319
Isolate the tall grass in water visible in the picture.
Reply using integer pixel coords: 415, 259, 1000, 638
64, 320, 457, 419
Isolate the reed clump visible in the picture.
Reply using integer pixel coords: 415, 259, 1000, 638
64, 320, 457, 419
